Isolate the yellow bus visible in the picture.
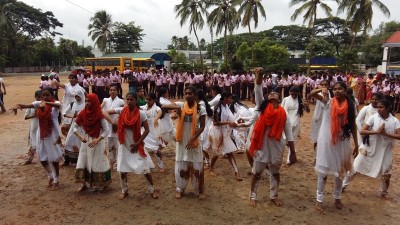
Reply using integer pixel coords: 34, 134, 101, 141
85, 57, 155, 72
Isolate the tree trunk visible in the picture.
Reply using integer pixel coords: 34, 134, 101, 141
307, 11, 317, 76
248, 22, 254, 67
193, 24, 204, 73
224, 24, 228, 70
350, 32, 357, 50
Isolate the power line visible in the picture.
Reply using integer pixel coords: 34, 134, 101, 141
65, 0, 94, 14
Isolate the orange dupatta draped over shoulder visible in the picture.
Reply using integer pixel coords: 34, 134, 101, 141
330, 97, 348, 145
249, 103, 287, 157
117, 106, 146, 157
176, 102, 198, 148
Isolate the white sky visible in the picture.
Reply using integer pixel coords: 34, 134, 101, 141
21, 0, 399, 50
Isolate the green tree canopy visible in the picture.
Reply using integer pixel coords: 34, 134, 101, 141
111, 22, 144, 53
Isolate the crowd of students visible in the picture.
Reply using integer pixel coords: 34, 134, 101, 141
8, 67, 400, 212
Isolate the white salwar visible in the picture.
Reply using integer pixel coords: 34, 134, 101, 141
73, 119, 111, 188
174, 102, 206, 195
314, 99, 354, 203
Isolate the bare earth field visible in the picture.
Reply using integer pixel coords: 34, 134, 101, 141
0, 73, 399, 225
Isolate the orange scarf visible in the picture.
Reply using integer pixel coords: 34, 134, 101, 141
249, 103, 286, 157
117, 106, 146, 157
176, 102, 198, 147
37, 99, 55, 139
330, 97, 348, 145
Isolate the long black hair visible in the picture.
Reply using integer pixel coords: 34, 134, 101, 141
289, 86, 305, 117
213, 92, 232, 122
126, 92, 141, 109
196, 89, 213, 118
334, 82, 356, 141
229, 94, 248, 114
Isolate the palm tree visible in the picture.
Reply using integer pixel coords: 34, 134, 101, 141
208, 0, 241, 69
289, 0, 334, 74
171, 35, 178, 49
234, 0, 266, 66
88, 10, 114, 53
337, 0, 390, 49
175, 0, 208, 70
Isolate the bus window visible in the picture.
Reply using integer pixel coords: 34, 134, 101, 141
133, 60, 139, 67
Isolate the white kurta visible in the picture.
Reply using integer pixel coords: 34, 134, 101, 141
24, 108, 38, 149
232, 103, 252, 151
158, 97, 175, 143
198, 100, 212, 151
115, 108, 151, 174
353, 114, 400, 178
355, 104, 378, 144
32, 101, 63, 162
315, 99, 353, 179
102, 96, 125, 138
63, 100, 85, 153
214, 104, 237, 155
310, 94, 325, 143
141, 104, 161, 151
74, 119, 111, 186
281, 95, 300, 142
175, 102, 206, 163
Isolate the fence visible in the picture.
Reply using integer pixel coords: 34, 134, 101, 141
2, 66, 74, 73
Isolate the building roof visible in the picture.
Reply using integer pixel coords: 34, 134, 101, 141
383, 31, 400, 47
102, 52, 171, 61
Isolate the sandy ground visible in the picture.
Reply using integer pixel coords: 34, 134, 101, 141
0, 73, 400, 225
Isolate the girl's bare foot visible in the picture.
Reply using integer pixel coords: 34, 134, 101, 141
235, 172, 243, 181
159, 168, 165, 173
51, 182, 60, 191
380, 193, 391, 200
119, 192, 128, 200
335, 199, 342, 209
198, 193, 206, 200
204, 164, 210, 170
271, 198, 283, 207
151, 190, 159, 199
76, 185, 87, 193
175, 192, 183, 199
315, 202, 323, 212
249, 199, 257, 207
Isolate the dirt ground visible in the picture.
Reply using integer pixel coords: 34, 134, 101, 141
0, 73, 399, 225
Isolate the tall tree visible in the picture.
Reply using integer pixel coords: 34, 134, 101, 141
337, 0, 390, 49
111, 22, 144, 53
234, 0, 266, 65
175, 0, 207, 69
289, 0, 334, 74
314, 17, 351, 54
208, 0, 241, 70
88, 10, 113, 53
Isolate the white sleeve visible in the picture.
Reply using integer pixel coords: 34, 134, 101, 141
140, 110, 148, 123
62, 103, 72, 116
99, 118, 110, 138
114, 107, 124, 114
255, 84, 263, 107
356, 106, 367, 131
208, 95, 220, 108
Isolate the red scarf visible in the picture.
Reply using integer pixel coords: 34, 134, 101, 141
330, 97, 348, 145
37, 99, 55, 139
249, 103, 287, 157
117, 106, 146, 157
76, 94, 104, 138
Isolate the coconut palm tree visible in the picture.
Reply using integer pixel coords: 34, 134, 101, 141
208, 0, 241, 69
289, 0, 334, 74
88, 10, 114, 53
234, 0, 266, 65
175, 0, 208, 69
337, 0, 390, 49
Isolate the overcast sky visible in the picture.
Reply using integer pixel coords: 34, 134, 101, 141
21, 0, 398, 51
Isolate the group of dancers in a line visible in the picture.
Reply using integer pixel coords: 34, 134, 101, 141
10, 67, 400, 211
